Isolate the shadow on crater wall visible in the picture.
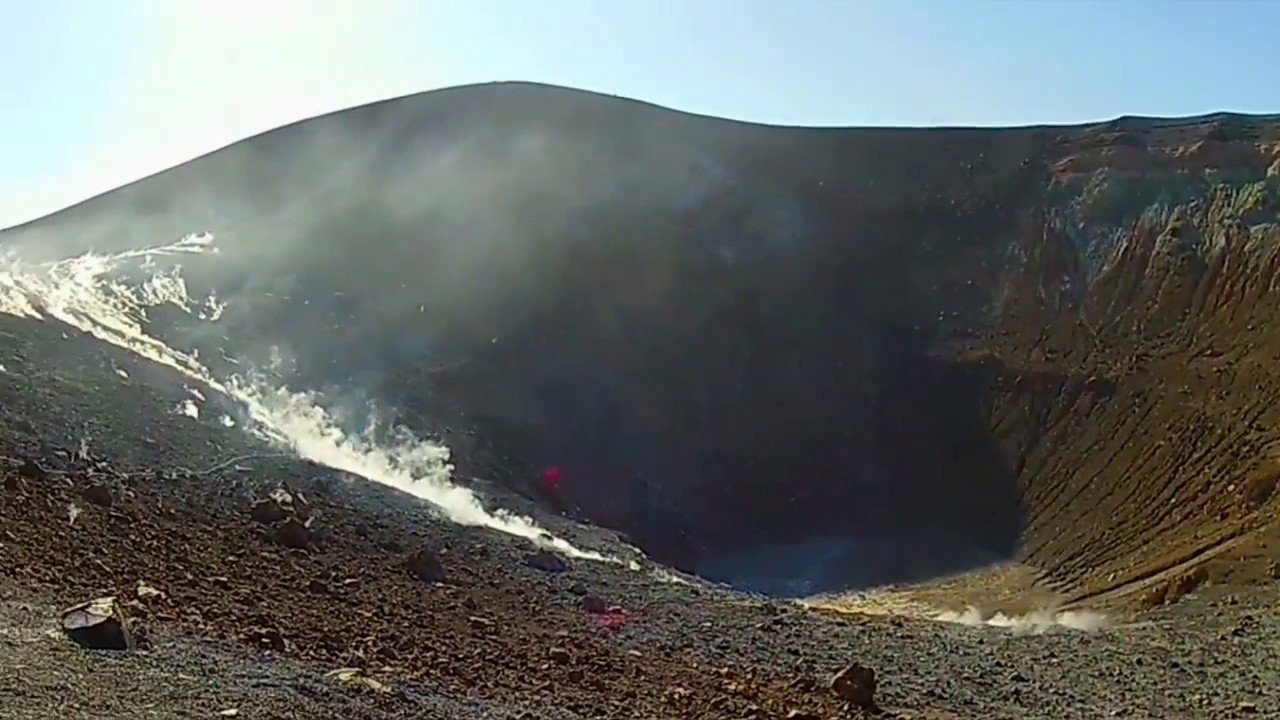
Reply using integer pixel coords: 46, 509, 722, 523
17, 83, 1271, 597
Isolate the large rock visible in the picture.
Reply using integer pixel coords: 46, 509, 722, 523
249, 497, 289, 525
81, 484, 114, 508
405, 548, 446, 583
249, 487, 310, 526
249, 487, 317, 550
61, 596, 134, 651
273, 517, 312, 549
17, 459, 48, 481
829, 663, 876, 708
525, 551, 569, 574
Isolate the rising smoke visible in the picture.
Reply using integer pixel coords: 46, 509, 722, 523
0, 88, 754, 452
0, 232, 601, 559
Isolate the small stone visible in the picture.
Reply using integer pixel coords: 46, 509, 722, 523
17, 459, 48, 481
81, 484, 113, 508
549, 646, 572, 664
580, 595, 607, 614
286, 489, 310, 514
326, 667, 391, 694
1237, 702, 1258, 714
786, 710, 821, 720
1084, 375, 1112, 394
241, 626, 286, 652
525, 551, 569, 574
273, 518, 310, 549
829, 663, 876, 708
405, 548, 446, 583
249, 498, 288, 525
61, 596, 133, 651
135, 582, 165, 600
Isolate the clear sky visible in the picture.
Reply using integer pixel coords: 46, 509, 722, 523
3, 0, 1278, 228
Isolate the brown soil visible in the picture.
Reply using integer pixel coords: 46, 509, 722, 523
0, 451, 910, 720
6, 445, 1280, 720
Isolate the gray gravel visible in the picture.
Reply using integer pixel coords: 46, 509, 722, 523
296, 473, 1280, 720
588, 582, 1280, 719
0, 581, 602, 720
4, 298, 1280, 720
0, 581, 387, 720
7, 563, 1275, 720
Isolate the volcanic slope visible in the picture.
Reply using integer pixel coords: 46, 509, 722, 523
5, 83, 1280, 611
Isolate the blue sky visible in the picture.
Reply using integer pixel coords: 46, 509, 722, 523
3, 0, 1278, 228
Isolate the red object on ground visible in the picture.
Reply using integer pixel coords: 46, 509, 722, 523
541, 466, 564, 492
592, 607, 628, 630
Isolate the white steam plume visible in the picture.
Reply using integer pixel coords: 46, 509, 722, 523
0, 232, 602, 560
934, 605, 1112, 634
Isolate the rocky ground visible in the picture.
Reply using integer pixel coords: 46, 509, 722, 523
6, 91, 1280, 718
0, 311, 1278, 720
3, 441, 1279, 720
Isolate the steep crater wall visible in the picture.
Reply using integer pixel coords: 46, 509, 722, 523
5, 86, 1280, 599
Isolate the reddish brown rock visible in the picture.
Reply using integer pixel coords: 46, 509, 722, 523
17, 459, 48, 481
405, 548, 446, 583
81, 484, 113, 508
829, 663, 876, 708
249, 497, 289, 525
273, 518, 311, 549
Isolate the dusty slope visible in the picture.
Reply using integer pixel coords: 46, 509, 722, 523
4, 84, 1280, 605
0, 313, 872, 720
980, 119, 1280, 605
2, 321, 1280, 719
